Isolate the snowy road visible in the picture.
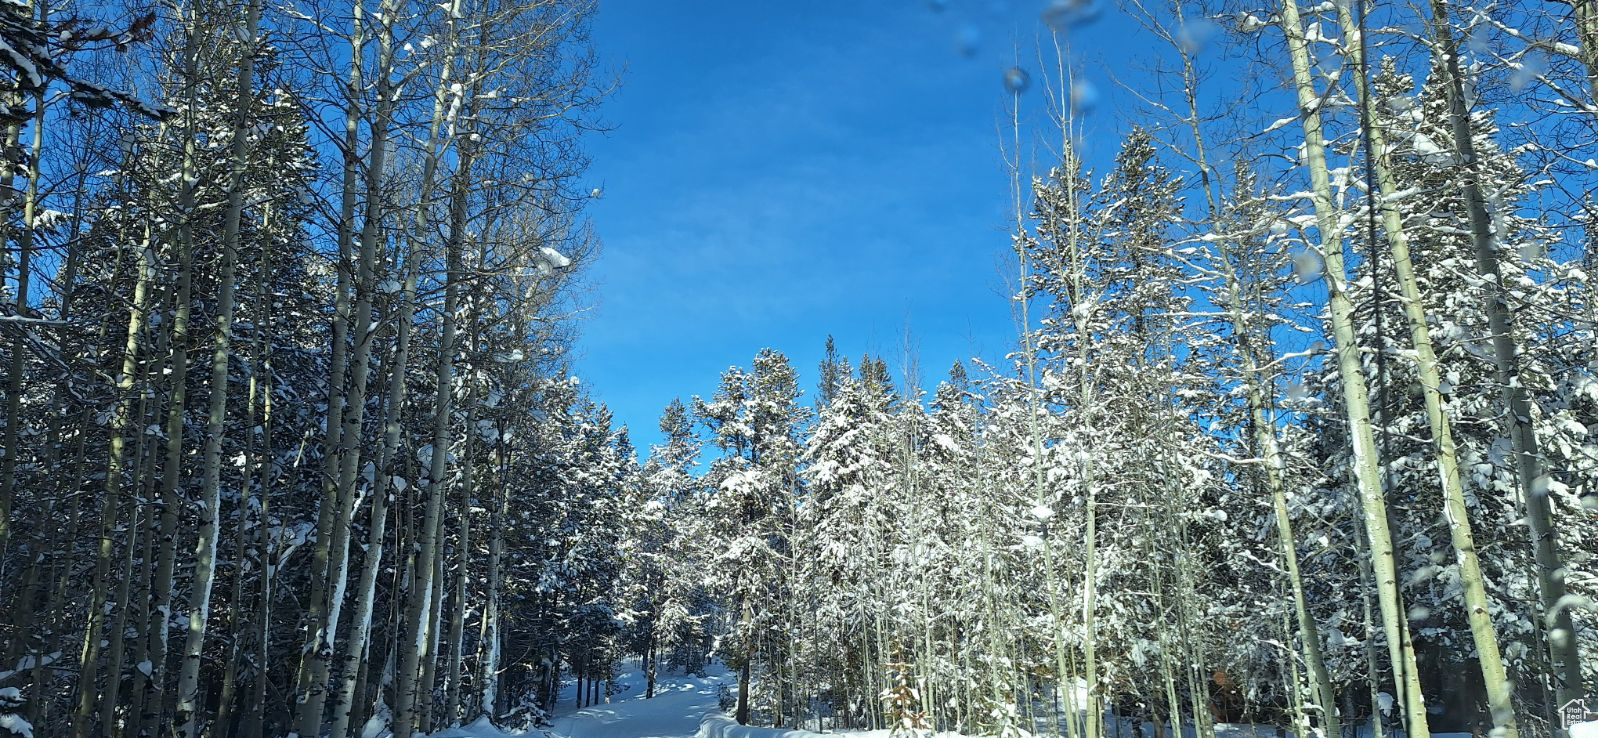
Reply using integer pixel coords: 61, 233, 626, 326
545, 666, 731, 738
426, 671, 1482, 738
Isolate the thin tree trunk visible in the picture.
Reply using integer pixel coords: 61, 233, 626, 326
327, 244, 415, 738
1333, 3, 1521, 733
1216, 238, 1339, 736
101, 392, 156, 735
1424, 0, 1585, 709
442, 395, 476, 725
135, 19, 207, 731
0, 112, 18, 543
121, 280, 169, 738
0, 83, 43, 555
239, 331, 275, 738
419, 531, 447, 731
392, 139, 472, 738
476, 417, 508, 719
1276, 1, 1432, 734
71, 226, 155, 738
216, 205, 273, 738
290, 0, 367, 720
174, 3, 260, 733
293, 0, 406, 731
1160, 0, 1340, 719
737, 655, 752, 725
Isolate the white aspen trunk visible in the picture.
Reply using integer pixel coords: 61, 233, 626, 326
174, 2, 261, 734
293, 0, 405, 732
390, 5, 473, 728
290, 0, 367, 717
326, 276, 412, 738
0, 0, 45, 550
0, 22, 33, 646
1072, 210, 1103, 738
1335, 4, 1519, 733
240, 304, 276, 738
1276, 1, 1432, 734
326, 192, 419, 738
216, 202, 275, 738
444, 255, 491, 723
0, 73, 42, 555
1004, 77, 1083, 738
136, 20, 207, 729
1176, 519, 1215, 738
1212, 234, 1341, 735
442, 396, 476, 725
420, 533, 448, 730
1353, 499, 1388, 738
1159, 601, 1180, 736
1423, 0, 1584, 709
0, 109, 17, 546
392, 142, 472, 738
119, 255, 166, 738
70, 226, 154, 738
101, 386, 155, 734
475, 414, 509, 720
1161, 0, 1341, 722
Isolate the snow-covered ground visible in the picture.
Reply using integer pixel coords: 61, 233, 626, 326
1571, 721, 1598, 738
544, 665, 731, 738
407, 665, 1478, 738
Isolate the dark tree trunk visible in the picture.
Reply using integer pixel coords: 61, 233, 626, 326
736, 658, 752, 724
644, 626, 658, 699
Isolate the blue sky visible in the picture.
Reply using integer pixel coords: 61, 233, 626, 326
574, 1, 1151, 452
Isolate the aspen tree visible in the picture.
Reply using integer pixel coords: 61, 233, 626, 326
1220, 188, 1339, 737
295, 0, 366, 712
392, 84, 476, 738
71, 228, 153, 738
122, 239, 168, 738
477, 394, 511, 720
1121, 0, 1341, 726
1275, 0, 1432, 733
289, 0, 374, 715
291, 0, 405, 728
0, 7, 38, 556
1423, 0, 1586, 708
216, 200, 277, 738
1330, 2, 1521, 732
100, 405, 148, 735
1010, 58, 1085, 738
4, 108, 108, 678
442, 219, 492, 726
172, 0, 261, 733
325, 256, 414, 738
382, 2, 484, 727
135, 10, 208, 731
0, 29, 42, 554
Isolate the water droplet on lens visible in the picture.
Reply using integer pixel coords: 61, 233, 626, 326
1070, 78, 1098, 115
1003, 66, 1030, 93
1042, 0, 1101, 32
1292, 249, 1323, 283
1466, 25, 1490, 55
1178, 17, 1219, 54
1510, 52, 1546, 92
955, 24, 981, 58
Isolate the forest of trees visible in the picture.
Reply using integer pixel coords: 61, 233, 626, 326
614, 1, 1598, 736
0, 0, 1594, 737
0, 0, 641, 735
